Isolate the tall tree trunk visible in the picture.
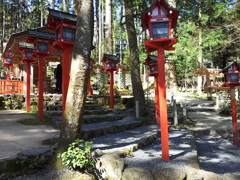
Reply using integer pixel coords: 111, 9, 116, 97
0, 0, 3, 53
123, 0, 147, 116
52, 0, 55, 9
98, 1, 103, 64
18, 0, 23, 32
197, 0, 203, 95
105, 0, 113, 54
58, 0, 93, 149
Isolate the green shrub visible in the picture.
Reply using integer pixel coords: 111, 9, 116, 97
58, 139, 95, 171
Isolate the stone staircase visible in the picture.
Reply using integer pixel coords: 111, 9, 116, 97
45, 95, 160, 154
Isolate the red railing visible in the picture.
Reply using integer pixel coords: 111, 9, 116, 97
0, 80, 24, 94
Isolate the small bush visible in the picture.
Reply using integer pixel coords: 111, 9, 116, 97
58, 139, 95, 171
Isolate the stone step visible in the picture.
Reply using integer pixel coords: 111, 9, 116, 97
81, 116, 144, 140
45, 108, 114, 117
91, 125, 160, 154
187, 106, 216, 112
50, 113, 127, 125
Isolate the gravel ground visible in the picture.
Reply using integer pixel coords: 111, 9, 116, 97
195, 132, 240, 175
125, 129, 198, 170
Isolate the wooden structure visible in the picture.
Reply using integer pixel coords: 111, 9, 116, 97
0, 80, 23, 94
102, 54, 120, 109
190, 63, 229, 99
3, 27, 62, 93
141, 0, 179, 161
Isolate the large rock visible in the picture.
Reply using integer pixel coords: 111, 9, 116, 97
95, 153, 124, 180
185, 168, 222, 180
61, 170, 95, 180
122, 167, 154, 180
152, 168, 187, 180
223, 173, 240, 180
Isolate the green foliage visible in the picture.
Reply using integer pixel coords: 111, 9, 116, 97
58, 139, 95, 171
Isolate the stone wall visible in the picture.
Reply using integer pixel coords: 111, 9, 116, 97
0, 94, 63, 111
0, 94, 121, 111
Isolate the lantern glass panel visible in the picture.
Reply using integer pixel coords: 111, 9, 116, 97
229, 73, 239, 82
56, 28, 60, 40
106, 63, 110, 68
111, 63, 116, 68
6, 57, 12, 63
152, 22, 168, 39
150, 65, 155, 73
38, 42, 48, 52
89, 65, 92, 70
25, 51, 33, 59
63, 27, 75, 42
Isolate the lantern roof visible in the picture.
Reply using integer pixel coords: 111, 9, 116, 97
19, 41, 34, 50
48, 8, 77, 23
222, 61, 240, 73
144, 55, 158, 65
102, 54, 120, 62
141, 0, 179, 31
28, 30, 55, 41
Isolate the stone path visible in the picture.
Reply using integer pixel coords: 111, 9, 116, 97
0, 110, 59, 160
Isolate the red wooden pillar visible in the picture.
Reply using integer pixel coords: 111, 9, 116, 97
62, 47, 71, 112
6, 67, 10, 80
110, 70, 114, 109
87, 76, 93, 95
230, 86, 239, 146
158, 47, 169, 161
26, 62, 31, 112
38, 56, 44, 122
154, 75, 160, 125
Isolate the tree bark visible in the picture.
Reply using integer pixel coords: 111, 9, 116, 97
106, 0, 113, 54
123, 0, 147, 116
58, 0, 93, 149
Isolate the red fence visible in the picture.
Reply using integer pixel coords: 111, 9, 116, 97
0, 80, 24, 94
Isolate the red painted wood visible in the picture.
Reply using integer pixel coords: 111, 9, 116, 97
230, 87, 239, 146
62, 47, 71, 112
158, 47, 169, 161
38, 56, 44, 122
87, 76, 93, 95
26, 62, 31, 112
154, 75, 160, 125
110, 70, 114, 109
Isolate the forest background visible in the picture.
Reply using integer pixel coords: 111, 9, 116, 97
0, 0, 239, 88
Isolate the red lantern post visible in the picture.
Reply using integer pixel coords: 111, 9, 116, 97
2, 49, 15, 80
27, 30, 55, 121
47, 9, 77, 113
222, 61, 240, 146
102, 54, 120, 109
88, 59, 95, 95
141, 0, 179, 161
18, 41, 36, 112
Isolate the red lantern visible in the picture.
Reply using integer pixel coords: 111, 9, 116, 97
89, 59, 95, 73
144, 55, 158, 76
47, 8, 77, 47
2, 49, 14, 67
141, 0, 179, 52
27, 30, 55, 56
18, 41, 36, 63
222, 61, 240, 87
102, 54, 120, 72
